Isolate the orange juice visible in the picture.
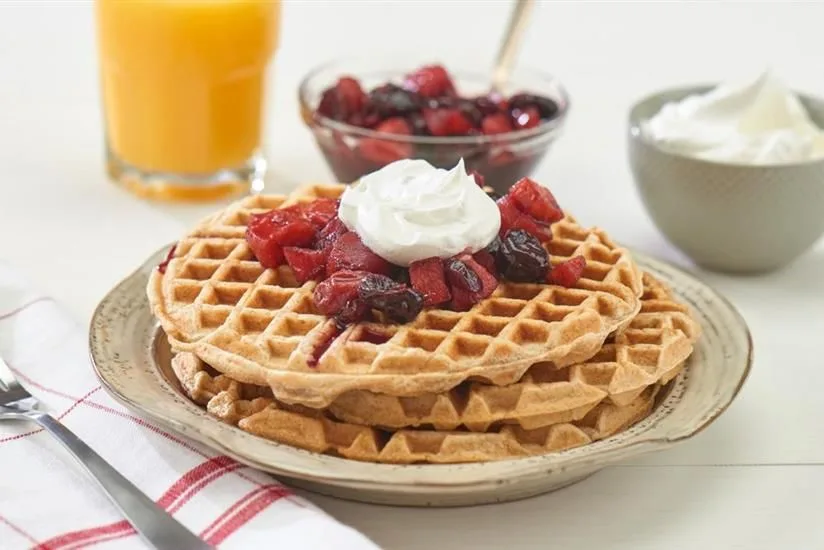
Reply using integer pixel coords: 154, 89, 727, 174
96, 0, 280, 201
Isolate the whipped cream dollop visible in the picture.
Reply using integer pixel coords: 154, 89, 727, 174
642, 71, 824, 164
338, 159, 501, 266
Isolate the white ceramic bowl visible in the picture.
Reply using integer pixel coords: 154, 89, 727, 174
628, 85, 824, 273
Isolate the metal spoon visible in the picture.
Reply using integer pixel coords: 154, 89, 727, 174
491, 0, 536, 94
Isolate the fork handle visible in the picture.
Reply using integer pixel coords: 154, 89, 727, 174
31, 412, 213, 550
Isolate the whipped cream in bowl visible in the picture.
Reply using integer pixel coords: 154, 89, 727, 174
338, 158, 501, 266
640, 71, 824, 165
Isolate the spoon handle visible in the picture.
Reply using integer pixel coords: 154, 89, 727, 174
492, 0, 536, 94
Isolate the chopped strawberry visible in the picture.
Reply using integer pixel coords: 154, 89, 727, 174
326, 232, 391, 275
481, 113, 513, 135
508, 177, 564, 224
449, 284, 476, 312
313, 270, 370, 316
423, 109, 473, 137
548, 256, 586, 288
299, 198, 339, 229
283, 247, 328, 283
409, 257, 451, 307
358, 117, 412, 165
496, 195, 551, 241
402, 65, 456, 98
316, 216, 349, 250
246, 210, 317, 268
316, 76, 367, 122
336, 76, 367, 116
472, 249, 498, 278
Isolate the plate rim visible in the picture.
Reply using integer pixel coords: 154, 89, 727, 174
88, 243, 753, 490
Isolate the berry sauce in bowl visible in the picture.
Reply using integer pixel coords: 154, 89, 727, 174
298, 58, 570, 195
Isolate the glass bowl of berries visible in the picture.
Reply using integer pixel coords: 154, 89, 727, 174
298, 58, 570, 195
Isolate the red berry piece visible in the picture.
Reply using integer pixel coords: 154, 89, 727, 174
446, 254, 498, 312
548, 256, 586, 288
498, 230, 550, 283
445, 259, 482, 292
423, 109, 473, 137
359, 274, 424, 324
313, 270, 370, 316
508, 177, 564, 224
283, 246, 328, 283
359, 117, 413, 165
449, 284, 476, 312
367, 84, 423, 118
316, 216, 349, 250
496, 195, 552, 241
472, 249, 497, 278
481, 113, 513, 135
409, 257, 452, 307
509, 93, 559, 119
246, 210, 317, 269
473, 96, 500, 116
299, 198, 339, 229
458, 254, 498, 299
317, 76, 367, 122
326, 232, 391, 276
512, 106, 541, 130
336, 76, 367, 116
403, 64, 457, 98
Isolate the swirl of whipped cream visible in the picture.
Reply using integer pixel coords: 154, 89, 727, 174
642, 71, 824, 164
338, 159, 501, 266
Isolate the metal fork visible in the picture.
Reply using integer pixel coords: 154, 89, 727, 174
0, 356, 213, 550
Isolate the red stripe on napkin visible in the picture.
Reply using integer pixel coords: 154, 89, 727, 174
36, 456, 242, 550
201, 484, 291, 546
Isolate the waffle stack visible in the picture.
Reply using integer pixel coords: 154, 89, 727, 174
148, 184, 700, 464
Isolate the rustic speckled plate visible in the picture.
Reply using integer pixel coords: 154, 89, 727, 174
89, 245, 752, 507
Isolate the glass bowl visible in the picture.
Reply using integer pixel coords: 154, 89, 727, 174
298, 57, 570, 194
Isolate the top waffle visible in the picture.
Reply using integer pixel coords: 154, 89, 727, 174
148, 184, 644, 408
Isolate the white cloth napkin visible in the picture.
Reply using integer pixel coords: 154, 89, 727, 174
0, 263, 380, 550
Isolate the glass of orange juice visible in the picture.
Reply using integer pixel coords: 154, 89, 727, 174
96, 0, 280, 202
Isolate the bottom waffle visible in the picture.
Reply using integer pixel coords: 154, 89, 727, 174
171, 352, 662, 464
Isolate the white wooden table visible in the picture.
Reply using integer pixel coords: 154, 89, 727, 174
1, 2, 823, 548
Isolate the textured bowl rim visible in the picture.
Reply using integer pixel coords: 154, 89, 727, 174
297, 56, 571, 146
88, 243, 753, 492
627, 83, 824, 169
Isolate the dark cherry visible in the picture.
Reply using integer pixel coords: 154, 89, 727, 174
473, 96, 500, 116
456, 99, 483, 128
497, 229, 550, 283
368, 84, 423, 118
444, 259, 482, 292
358, 274, 424, 324
508, 93, 559, 120
407, 112, 430, 136
335, 299, 370, 327
485, 235, 502, 257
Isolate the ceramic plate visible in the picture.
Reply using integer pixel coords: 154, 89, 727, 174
89, 245, 752, 507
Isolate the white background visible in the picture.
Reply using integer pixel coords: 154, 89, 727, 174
2, 1, 824, 549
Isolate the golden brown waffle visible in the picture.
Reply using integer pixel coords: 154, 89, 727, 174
328, 273, 699, 430
149, 184, 643, 408
171, 352, 659, 464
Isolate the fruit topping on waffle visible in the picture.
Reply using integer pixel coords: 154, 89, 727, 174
241, 160, 586, 323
